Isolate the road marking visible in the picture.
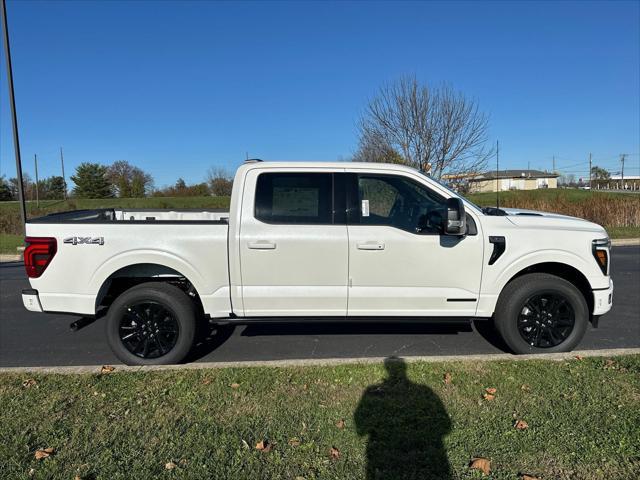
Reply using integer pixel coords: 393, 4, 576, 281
1, 347, 638, 375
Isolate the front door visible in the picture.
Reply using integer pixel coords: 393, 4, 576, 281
346, 171, 484, 317
239, 169, 348, 316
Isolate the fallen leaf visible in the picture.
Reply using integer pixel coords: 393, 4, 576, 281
485, 387, 497, 395
230, 383, 240, 389
202, 378, 212, 385
74, 476, 81, 480
482, 393, 495, 401
514, 420, 529, 430
165, 461, 177, 470
255, 440, 272, 452
469, 457, 491, 475
574, 355, 584, 361
100, 365, 115, 374
335, 419, 345, 429
443, 372, 452, 384
604, 359, 616, 369
22, 379, 37, 388
288, 437, 301, 446
520, 475, 541, 480
241, 439, 250, 450
330, 446, 340, 460
34, 447, 54, 460
28, 468, 35, 477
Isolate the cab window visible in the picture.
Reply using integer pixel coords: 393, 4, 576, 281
356, 174, 447, 234
255, 172, 333, 224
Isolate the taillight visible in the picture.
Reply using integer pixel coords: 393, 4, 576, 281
24, 237, 57, 278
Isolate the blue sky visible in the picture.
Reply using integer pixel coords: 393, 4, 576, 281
1, 0, 639, 188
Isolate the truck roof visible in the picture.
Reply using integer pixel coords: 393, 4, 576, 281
240, 160, 422, 174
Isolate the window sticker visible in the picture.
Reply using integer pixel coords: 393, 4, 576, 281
361, 199, 370, 217
272, 187, 319, 217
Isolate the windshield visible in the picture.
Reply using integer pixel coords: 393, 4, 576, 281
424, 174, 484, 213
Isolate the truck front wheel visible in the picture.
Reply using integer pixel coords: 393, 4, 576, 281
105, 282, 196, 365
494, 273, 589, 354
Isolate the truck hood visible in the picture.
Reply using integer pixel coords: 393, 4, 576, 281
499, 207, 608, 235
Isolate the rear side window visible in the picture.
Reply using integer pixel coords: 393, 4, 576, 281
255, 173, 333, 224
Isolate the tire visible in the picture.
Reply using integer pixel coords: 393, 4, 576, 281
494, 273, 589, 354
105, 282, 197, 365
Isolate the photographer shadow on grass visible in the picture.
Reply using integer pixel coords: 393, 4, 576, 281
354, 357, 452, 480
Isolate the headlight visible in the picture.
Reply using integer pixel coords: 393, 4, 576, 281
592, 238, 610, 275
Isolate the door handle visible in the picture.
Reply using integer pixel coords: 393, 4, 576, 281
357, 242, 385, 251
248, 241, 277, 250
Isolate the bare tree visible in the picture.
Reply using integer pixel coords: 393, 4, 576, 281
352, 130, 405, 164
356, 76, 493, 179
206, 167, 233, 196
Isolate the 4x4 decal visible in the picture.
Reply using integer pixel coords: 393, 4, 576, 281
63, 237, 104, 245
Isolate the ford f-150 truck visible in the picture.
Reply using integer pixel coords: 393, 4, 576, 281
21, 161, 614, 365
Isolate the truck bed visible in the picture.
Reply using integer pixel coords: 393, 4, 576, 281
27, 208, 229, 223
25, 208, 232, 318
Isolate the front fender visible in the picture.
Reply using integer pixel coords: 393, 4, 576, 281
490, 248, 599, 295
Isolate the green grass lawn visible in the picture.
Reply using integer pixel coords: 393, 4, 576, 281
0, 233, 23, 254
1, 355, 638, 479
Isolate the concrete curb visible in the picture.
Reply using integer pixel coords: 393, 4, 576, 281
611, 238, 640, 246
1, 347, 639, 375
0, 254, 22, 262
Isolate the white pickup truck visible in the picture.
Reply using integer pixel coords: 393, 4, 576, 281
22, 161, 613, 364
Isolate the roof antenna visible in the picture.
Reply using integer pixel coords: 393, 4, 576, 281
495, 140, 500, 209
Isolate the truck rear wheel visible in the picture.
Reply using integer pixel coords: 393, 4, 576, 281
105, 282, 196, 365
494, 273, 589, 354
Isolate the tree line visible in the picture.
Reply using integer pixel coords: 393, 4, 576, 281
0, 161, 233, 201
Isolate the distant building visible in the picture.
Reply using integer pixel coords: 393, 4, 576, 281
468, 170, 559, 193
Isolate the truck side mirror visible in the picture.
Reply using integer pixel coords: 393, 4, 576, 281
444, 198, 466, 236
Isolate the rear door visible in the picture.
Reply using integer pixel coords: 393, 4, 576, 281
239, 168, 348, 316
346, 170, 484, 316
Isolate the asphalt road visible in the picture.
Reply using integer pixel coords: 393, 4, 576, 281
1, 247, 638, 367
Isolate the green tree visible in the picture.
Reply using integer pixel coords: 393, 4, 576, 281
590, 166, 610, 180
42, 176, 66, 199
107, 160, 154, 198
71, 163, 113, 198
0, 175, 12, 201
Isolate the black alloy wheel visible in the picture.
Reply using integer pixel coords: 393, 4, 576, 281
517, 293, 575, 348
119, 301, 180, 359
106, 282, 197, 365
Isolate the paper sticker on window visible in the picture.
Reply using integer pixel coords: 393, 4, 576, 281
361, 199, 370, 217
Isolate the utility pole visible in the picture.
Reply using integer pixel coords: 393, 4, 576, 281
588, 153, 592, 190
60, 147, 68, 199
495, 140, 500, 208
552, 155, 555, 173
620, 154, 626, 189
1, 0, 26, 229
34, 154, 39, 207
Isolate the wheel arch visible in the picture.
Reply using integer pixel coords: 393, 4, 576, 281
501, 261, 594, 315
95, 262, 205, 314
